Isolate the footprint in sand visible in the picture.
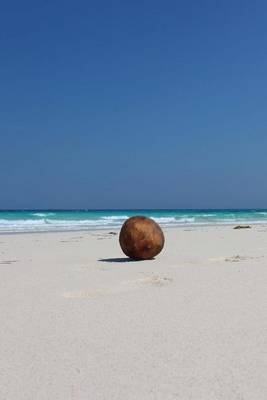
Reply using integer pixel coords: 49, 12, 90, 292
126, 274, 173, 287
0, 260, 18, 265
62, 274, 173, 299
209, 255, 263, 263
224, 255, 263, 263
209, 257, 226, 262
91, 232, 117, 240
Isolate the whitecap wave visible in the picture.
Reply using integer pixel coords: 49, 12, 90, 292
100, 215, 129, 220
152, 217, 177, 223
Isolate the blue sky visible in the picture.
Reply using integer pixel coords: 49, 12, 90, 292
1, 0, 267, 209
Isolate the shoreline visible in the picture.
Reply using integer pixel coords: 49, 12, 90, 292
1, 209, 267, 235
1, 222, 267, 235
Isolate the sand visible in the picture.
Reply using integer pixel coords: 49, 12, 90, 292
0, 226, 267, 399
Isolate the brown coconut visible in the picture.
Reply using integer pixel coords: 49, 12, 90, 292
119, 216, 165, 260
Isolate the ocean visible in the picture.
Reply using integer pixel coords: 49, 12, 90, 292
0, 209, 267, 233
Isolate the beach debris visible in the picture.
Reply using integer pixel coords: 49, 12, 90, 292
234, 225, 251, 229
108, 232, 117, 235
225, 255, 249, 262
225, 254, 262, 262
119, 216, 165, 260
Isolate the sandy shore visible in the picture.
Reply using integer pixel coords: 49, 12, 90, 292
0, 226, 267, 399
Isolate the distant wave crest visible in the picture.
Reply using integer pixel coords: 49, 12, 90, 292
31, 212, 56, 217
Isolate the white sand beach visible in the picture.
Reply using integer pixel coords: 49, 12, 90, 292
0, 226, 267, 399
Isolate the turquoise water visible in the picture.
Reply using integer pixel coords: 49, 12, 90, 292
0, 209, 267, 233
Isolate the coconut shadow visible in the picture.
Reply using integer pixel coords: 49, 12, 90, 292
98, 257, 153, 263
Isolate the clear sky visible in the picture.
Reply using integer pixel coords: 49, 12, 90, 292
1, 0, 267, 209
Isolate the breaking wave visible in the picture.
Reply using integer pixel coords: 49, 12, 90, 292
0, 210, 267, 233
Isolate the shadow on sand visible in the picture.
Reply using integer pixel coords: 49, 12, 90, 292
98, 257, 141, 263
